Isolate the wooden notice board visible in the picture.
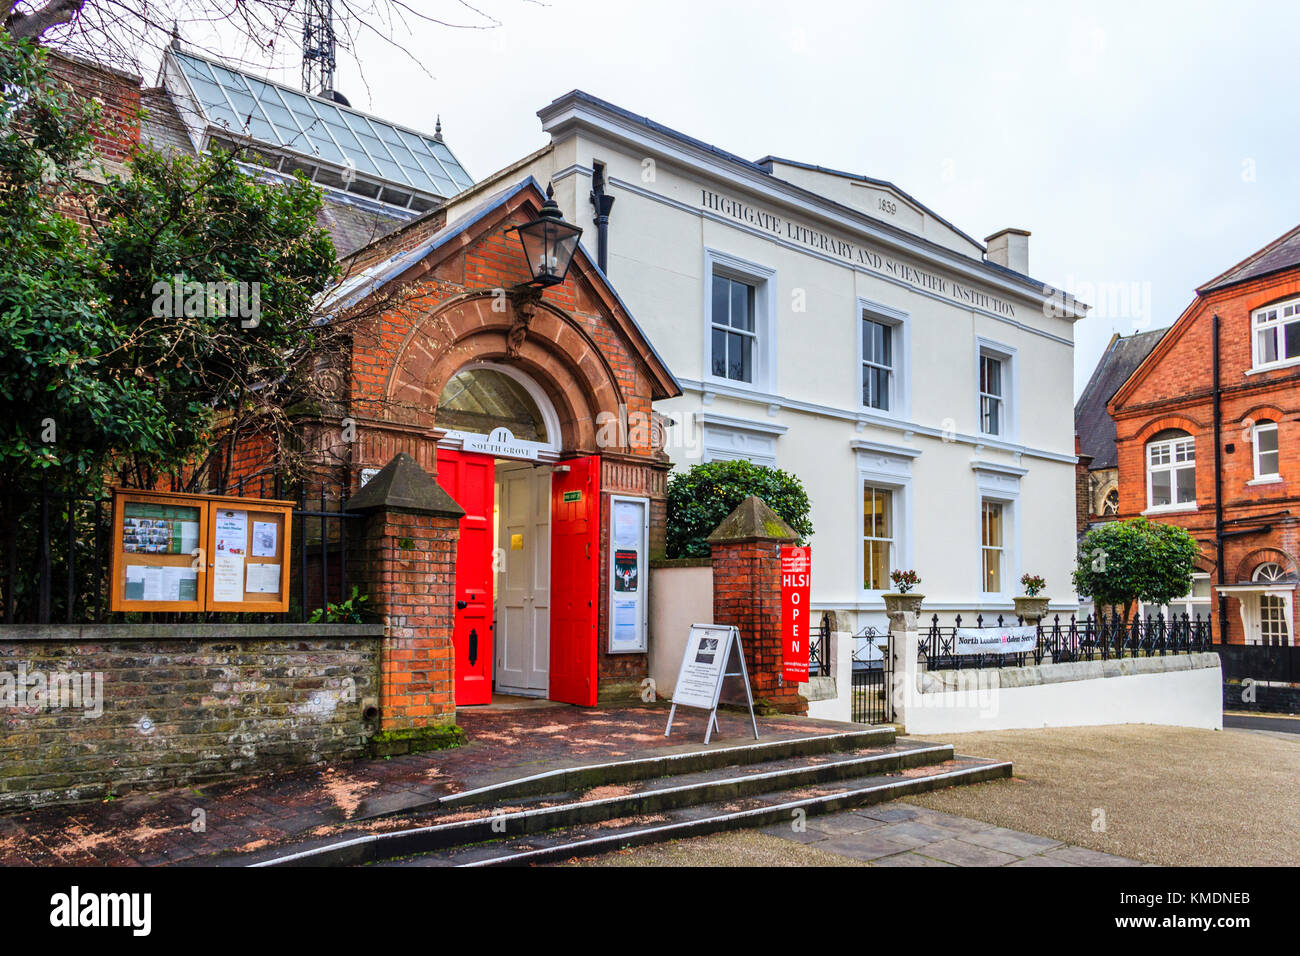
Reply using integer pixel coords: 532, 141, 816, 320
110, 488, 294, 613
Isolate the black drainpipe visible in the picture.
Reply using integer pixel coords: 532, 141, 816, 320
590, 163, 614, 275
1212, 311, 1228, 643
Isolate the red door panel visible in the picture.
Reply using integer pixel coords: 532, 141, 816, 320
437, 448, 495, 706
549, 455, 600, 706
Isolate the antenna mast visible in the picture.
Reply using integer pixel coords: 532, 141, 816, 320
302, 0, 337, 97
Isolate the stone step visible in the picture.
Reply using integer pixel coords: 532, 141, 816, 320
388, 756, 1012, 867
253, 739, 1002, 867
349, 726, 898, 823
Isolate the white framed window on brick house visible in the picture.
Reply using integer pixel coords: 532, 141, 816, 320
703, 249, 776, 391
1251, 420, 1280, 482
858, 299, 909, 418
975, 338, 1016, 440
1140, 572, 1212, 622
1145, 429, 1196, 510
1251, 296, 1300, 370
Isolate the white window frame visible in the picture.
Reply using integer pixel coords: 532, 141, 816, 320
854, 441, 917, 602
972, 462, 1023, 603
703, 248, 776, 392
1145, 432, 1197, 512
858, 299, 910, 420
1139, 572, 1212, 621
1251, 296, 1300, 371
975, 338, 1017, 441
980, 498, 1007, 596
862, 483, 896, 592
1251, 420, 1280, 482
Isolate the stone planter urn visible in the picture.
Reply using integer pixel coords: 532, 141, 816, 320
1013, 595, 1051, 622
883, 592, 925, 616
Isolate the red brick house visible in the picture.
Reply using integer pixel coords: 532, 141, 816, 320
1110, 224, 1300, 645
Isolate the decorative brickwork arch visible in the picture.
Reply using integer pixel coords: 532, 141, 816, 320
384, 291, 631, 455
1235, 547, 1299, 584
1134, 414, 1204, 445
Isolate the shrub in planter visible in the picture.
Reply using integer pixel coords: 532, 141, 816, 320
666, 459, 812, 558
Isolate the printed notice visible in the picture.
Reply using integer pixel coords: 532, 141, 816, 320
611, 599, 639, 649
672, 625, 733, 709
178, 521, 200, 554
123, 565, 147, 601
245, 563, 281, 594
214, 510, 248, 556
161, 565, 198, 602
251, 521, 277, 557
213, 553, 244, 602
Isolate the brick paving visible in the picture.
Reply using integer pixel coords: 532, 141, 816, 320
0, 704, 853, 867
761, 802, 1145, 867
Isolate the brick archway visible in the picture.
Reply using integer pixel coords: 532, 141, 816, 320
1235, 547, 1299, 583
384, 291, 630, 455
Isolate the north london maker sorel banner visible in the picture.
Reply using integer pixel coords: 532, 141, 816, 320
954, 625, 1037, 655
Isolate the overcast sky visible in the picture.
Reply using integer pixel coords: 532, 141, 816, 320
184, 0, 1299, 398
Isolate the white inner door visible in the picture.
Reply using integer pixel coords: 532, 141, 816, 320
494, 461, 551, 696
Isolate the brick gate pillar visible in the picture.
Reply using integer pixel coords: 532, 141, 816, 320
708, 496, 807, 715
348, 453, 465, 741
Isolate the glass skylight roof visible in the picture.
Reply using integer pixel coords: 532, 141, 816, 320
171, 49, 473, 199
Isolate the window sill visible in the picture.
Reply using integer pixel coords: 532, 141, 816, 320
704, 375, 765, 394
1142, 504, 1198, 516
1247, 476, 1283, 486
1246, 358, 1300, 376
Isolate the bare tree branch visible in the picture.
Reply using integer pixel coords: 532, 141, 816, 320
5, 0, 87, 39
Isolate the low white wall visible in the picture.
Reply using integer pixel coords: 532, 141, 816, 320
648, 563, 712, 699
800, 631, 853, 723
890, 609, 1223, 735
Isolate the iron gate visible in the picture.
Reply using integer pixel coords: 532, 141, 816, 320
851, 625, 893, 724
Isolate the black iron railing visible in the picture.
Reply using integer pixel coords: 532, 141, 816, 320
921, 612, 1213, 672
808, 615, 831, 676
851, 625, 892, 724
1, 473, 363, 625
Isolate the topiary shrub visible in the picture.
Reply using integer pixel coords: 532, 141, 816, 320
666, 459, 812, 558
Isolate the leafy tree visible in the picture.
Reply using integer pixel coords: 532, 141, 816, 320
1072, 517, 1201, 620
0, 32, 169, 500
666, 459, 812, 558
95, 144, 341, 490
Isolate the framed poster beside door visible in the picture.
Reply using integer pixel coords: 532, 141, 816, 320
608, 495, 649, 654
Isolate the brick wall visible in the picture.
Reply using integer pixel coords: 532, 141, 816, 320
711, 540, 806, 715
45, 53, 143, 227
0, 624, 382, 810
356, 509, 459, 728
1111, 266, 1300, 643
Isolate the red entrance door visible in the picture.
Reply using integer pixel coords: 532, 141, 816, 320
549, 455, 601, 706
437, 448, 495, 706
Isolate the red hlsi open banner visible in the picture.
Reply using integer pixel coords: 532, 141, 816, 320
780, 546, 811, 683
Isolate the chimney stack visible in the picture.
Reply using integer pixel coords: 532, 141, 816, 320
984, 228, 1030, 274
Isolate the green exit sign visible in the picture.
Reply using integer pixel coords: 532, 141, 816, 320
563, 490, 583, 503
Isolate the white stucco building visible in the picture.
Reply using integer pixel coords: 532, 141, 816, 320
443, 90, 1088, 636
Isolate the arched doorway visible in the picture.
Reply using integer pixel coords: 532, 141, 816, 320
1253, 563, 1294, 647
434, 363, 600, 706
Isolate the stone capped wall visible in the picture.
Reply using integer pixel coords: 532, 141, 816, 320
0, 624, 382, 809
